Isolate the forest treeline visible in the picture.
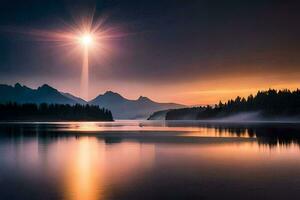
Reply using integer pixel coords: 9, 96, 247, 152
163, 89, 300, 120
0, 103, 113, 121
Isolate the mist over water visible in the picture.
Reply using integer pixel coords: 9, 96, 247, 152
216, 111, 261, 121
1, 120, 300, 199
214, 112, 300, 123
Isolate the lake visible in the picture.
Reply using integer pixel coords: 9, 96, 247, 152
1, 120, 300, 200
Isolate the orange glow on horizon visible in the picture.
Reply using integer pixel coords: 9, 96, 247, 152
144, 75, 300, 106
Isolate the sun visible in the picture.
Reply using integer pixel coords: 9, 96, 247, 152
80, 34, 93, 46
16, 14, 122, 100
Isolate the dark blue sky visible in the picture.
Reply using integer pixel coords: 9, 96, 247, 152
0, 0, 300, 104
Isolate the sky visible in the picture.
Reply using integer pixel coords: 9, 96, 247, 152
0, 0, 300, 105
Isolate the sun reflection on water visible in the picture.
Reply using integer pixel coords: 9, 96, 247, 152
63, 138, 103, 200
55, 137, 156, 200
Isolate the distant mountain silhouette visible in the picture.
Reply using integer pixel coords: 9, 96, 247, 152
60, 92, 87, 104
0, 83, 184, 119
0, 83, 85, 105
89, 91, 185, 119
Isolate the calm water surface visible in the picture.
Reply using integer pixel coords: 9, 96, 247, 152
1, 120, 300, 200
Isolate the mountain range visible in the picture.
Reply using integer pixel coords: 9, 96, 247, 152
0, 83, 184, 119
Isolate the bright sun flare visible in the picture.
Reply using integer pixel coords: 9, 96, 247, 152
80, 34, 93, 46
15, 14, 121, 100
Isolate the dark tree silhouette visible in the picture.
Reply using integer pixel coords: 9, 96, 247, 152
0, 102, 113, 121
166, 89, 300, 120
